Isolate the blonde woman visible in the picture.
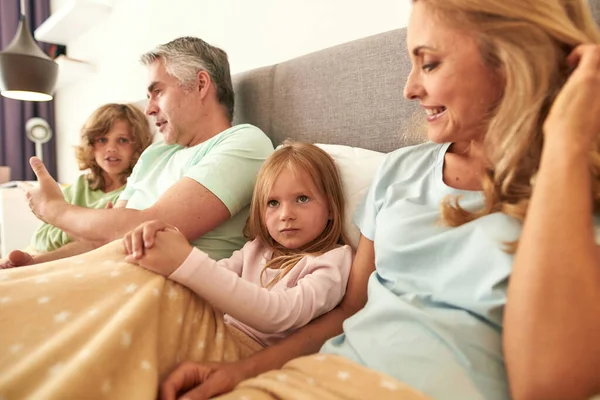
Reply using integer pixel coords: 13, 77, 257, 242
122, 142, 352, 347
32, 103, 153, 253
159, 1, 600, 400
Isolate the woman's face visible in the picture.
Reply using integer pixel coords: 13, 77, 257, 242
404, 1, 503, 144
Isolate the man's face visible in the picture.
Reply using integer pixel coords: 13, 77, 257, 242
145, 61, 200, 146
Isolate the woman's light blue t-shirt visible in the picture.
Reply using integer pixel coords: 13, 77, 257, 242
321, 142, 520, 400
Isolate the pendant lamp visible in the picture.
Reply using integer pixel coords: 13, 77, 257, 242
0, 0, 58, 101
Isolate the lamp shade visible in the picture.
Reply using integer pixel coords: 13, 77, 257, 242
0, 14, 58, 102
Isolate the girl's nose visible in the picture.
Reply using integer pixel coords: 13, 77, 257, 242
279, 204, 296, 221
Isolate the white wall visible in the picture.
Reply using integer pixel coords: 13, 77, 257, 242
51, 0, 411, 183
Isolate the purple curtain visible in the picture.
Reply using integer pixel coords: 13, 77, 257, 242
0, 0, 57, 181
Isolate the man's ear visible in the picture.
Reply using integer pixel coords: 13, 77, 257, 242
196, 70, 211, 98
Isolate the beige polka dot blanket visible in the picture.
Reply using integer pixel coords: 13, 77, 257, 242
216, 354, 431, 400
0, 240, 428, 400
0, 240, 260, 399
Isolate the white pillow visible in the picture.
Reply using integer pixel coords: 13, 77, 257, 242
315, 144, 385, 249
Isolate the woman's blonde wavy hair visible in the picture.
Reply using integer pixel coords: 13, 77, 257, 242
416, 0, 600, 250
244, 141, 349, 288
75, 104, 153, 191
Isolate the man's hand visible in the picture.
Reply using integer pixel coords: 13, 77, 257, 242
122, 220, 193, 276
19, 157, 66, 223
160, 361, 249, 400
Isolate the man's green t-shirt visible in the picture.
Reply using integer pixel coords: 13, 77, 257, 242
119, 124, 274, 260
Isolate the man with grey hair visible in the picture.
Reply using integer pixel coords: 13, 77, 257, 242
3, 37, 274, 267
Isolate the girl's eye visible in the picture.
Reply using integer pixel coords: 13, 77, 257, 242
267, 200, 279, 207
297, 195, 309, 203
96, 137, 108, 144
119, 138, 130, 144
422, 62, 440, 72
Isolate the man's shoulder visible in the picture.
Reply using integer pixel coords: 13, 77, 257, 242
206, 124, 274, 155
137, 140, 174, 158
217, 123, 272, 144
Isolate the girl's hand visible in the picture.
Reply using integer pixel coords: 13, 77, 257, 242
543, 44, 600, 152
122, 220, 193, 276
122, 220, 174, 258
159, 360, 249, 400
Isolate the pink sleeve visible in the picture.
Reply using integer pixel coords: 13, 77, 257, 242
170, 245, 353, 334
171, 243, 246, 279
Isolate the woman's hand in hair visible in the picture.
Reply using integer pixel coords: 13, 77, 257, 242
544, 44, 600, 151
122, 220, 192, 276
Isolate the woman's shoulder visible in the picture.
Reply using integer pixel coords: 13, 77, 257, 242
384, 141, 445, 168
375, 142, 446, 185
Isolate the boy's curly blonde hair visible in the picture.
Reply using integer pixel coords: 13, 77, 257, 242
75, 104, 153, 191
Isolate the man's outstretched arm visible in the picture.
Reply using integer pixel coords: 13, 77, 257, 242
23, 158, 231, 244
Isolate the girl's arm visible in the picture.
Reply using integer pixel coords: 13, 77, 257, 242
160, 235, 375, 400
504, 44, 600, 400
123, 220, 245, 277
170, 243, 353, 333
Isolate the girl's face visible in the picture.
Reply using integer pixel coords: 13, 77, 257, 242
403, 1, 503, 144
264, 166, 331, 250
93, 119, 135, 183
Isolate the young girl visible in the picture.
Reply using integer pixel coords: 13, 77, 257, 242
30, 103, 153, 253
123, 141, 353, 346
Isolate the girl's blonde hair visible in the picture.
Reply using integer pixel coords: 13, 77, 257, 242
244, 141, 349, 288
415, 0, 600, 250
75, 104, 153, 191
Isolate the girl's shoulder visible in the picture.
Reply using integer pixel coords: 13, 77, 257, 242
309, 245, 354, 265
240, 238, 268, 253
241, 238, 274, 260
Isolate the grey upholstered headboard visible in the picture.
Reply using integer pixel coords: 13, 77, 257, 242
232, 0, 600, 153
232, 29, 421, 153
